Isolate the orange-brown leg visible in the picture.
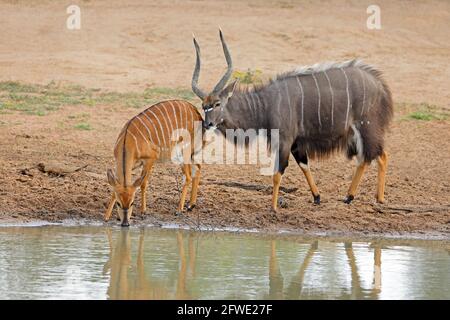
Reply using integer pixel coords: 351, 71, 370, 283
272, 146, 290, 212
104, 192, 116, 222
299, 165, 321, 205
188, 164, 201, 211
177, 164, 192, 214
376, 150, 388, 203
140, 159, 154, 215
291, 148, 320, 205
344, 162, 369, 204
272, 172, 282, 212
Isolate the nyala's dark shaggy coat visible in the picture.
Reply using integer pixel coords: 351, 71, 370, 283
192, 31, 393, 211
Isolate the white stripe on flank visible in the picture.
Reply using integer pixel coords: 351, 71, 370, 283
136, 115, 155, 145
131, 121, 150, 148
114, 133, 125, 151
254, 92, 263, 110
182, 102, 190, 130
127, 130, 141, 156
160, 103, 175, 143
250, 93, 258, 112
168, 101, 179, 132
146, 107, 167, 146
311, 73, 322, 128
295, 76, 305, 133
141, 111, 161, 146
284, 81, 292, 127
175, 100, 187, 132
341, 68, 351, 129
274, 82, 282, 115
323, 70, 335, 128
187, 103, 195, 128
244, 94, 254, 116
358, 69, 366, 116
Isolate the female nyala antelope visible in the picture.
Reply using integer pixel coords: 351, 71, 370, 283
105, 100, 203, 226
192, 31, 393, 212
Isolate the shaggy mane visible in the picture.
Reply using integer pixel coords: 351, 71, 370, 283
236, 59, 385, 94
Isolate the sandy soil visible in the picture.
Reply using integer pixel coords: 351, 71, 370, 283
0, 0, 449, 238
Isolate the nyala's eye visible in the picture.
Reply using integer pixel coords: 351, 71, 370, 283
214, 102, 221, 108
130, 201, 135, 207
116, 202, 123, 209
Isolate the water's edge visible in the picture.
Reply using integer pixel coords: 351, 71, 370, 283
1, 217, 448, 242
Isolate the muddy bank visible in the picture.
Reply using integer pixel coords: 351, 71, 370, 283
0, 111, 449, 240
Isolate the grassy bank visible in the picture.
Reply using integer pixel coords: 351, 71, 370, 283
0, 81, 196, 116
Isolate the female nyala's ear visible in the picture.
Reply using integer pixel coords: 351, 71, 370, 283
107, 169, 118, 187
133, 174, 145, 188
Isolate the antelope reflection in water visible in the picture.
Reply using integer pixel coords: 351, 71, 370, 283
267, 240, 382, 299
103, 229, 197, 300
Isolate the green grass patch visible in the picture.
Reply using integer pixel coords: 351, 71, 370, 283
0, 81, 196, 115
74, 122, 92, 131
405, 103, 448, 121
409, 111, 437, 121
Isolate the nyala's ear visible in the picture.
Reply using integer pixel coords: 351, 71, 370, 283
133, 174, 145, 188
107, 169, 118, 187
222, 79, 239, 100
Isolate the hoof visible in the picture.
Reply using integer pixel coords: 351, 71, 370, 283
187, 204, 196, 211
376, 195, 385, 204
278, 196, 288, 208
313, 194, 321, 205
175, 211, 183, 216
121, 222, 130, 227
343, 195, 354, 204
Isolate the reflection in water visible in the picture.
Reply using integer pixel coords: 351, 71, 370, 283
103, 229, 196, 300
268, 241, 381, 299
0, 226, 448, 300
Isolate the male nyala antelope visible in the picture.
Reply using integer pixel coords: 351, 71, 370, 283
192, 31, 393, 212
105, 100, 203, 226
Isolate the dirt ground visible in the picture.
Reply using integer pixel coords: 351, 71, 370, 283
0, 0, 449, 239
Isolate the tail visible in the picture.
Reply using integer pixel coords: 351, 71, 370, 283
353, 60, 394, 162
378, 77, 394, 133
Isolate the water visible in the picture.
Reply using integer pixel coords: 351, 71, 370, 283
0, 226, 448, 300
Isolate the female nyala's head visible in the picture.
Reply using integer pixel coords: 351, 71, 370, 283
107, 169, 144, 227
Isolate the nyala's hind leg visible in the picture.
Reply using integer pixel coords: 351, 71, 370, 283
272, 172, 283, 212
376, 150, 388, 203
188, 164, 201, 211
344, 161, 369, 204
291, 147, 320, 205
272, 146, 291, 212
